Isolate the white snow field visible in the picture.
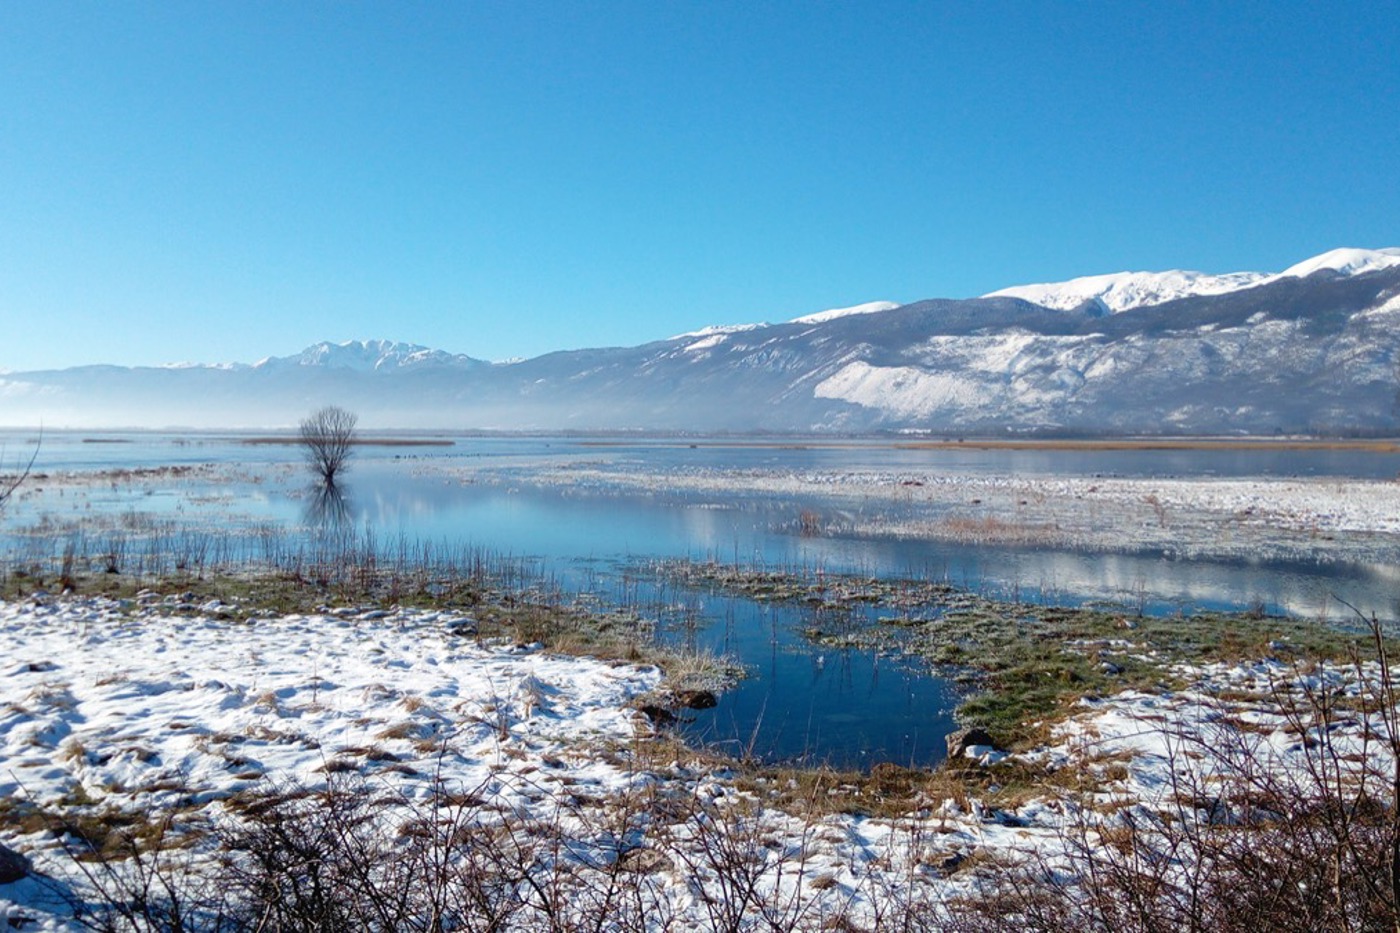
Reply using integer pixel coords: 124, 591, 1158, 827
2, 594, 1396, 929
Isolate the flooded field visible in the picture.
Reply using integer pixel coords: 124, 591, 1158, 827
3, 429, 1399, 768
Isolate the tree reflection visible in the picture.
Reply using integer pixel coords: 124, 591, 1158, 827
305, 482, 352, 531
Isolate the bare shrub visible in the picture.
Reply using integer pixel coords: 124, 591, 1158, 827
220, 780, 422, 930
39, 807, 235, 933
37, 765, 939, 932
664, 778, 862, 932
217, 773, 691, 932
950, 616, 1400, 933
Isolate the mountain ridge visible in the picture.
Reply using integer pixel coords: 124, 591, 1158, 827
982, 246, 1400, 315
4, 247, 1399, 434
252, 339, 485, 373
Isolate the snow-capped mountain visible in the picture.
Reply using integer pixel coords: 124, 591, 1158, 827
5, 247, 1400, 434
1277, 247, 1400, 280
984, 269, 1271, 313
255, 339, 483, 372
983, 246, 1400, 314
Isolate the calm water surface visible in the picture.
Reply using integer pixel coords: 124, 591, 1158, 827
4, 430, 1398, 767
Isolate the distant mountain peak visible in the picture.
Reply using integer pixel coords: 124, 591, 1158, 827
256, 339, 481, 372
9, 246, 1400, 434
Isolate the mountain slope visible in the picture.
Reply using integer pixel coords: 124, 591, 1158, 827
810, 265, 1400, 433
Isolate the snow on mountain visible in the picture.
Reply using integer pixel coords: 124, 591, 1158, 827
790, 300, 900, 324
255, 339, 480, 372
668, 301, 899, 348
669, 322, 768, 341
159, 361, 247, 371
1278, 247, 1400, 279
985, 247, 1400, 314
985, 269, 1270, 313
814, 361, 984, 419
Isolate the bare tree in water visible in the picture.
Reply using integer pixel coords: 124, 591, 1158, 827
299, 407, 357, 488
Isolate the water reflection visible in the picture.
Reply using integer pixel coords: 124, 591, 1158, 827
286, 464, 1399, 623
304, 482, 353, 532
675, 602, 961, 767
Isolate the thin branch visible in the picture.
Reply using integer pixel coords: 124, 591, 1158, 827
0, 427, 40, 509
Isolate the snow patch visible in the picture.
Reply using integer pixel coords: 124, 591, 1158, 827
160, 361, 245, 371
0, 379, 44, 398
682, 334, 729, 353
1356, 291, 1400, 320
256, 339, 479, 372
1278, 247, 1400, 279
669, 323, 766, 341
814, 361, 985, 418
986, 269, 1269, 313
790, 301, 900, 325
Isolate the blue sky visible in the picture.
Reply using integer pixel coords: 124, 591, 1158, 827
3, 1, 1396, 370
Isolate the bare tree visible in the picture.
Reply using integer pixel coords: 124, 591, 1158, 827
299, 406, 357, 488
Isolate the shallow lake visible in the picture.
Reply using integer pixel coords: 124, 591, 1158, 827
3, 430, 1399, 768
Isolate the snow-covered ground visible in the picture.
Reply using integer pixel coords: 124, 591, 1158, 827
2, 595, 1394, 929
0, 596, 661, 927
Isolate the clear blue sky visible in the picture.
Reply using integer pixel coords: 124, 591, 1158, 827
3, 1, 1397, 370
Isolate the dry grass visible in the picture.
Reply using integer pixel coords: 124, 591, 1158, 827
938, 515, 1067, 546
